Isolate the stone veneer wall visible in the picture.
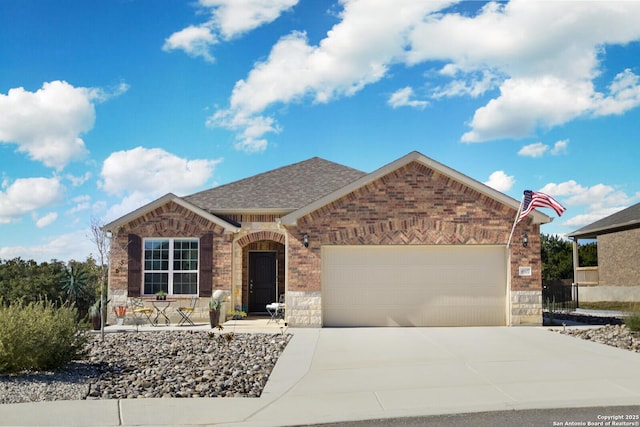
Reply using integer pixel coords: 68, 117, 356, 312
510, 290, 542, 325
598, 228, 640, 288
285, 161, 542, 327
286, 291, 322, 327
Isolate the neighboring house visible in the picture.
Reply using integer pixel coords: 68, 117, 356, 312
103, 151, 551, 327
567, 202, 640, 302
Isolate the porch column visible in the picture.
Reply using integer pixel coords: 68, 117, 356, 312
572, 238, 580, 283
572, 237, 580, 307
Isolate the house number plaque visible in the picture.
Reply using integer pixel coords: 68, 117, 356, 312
518, 266, 532, 276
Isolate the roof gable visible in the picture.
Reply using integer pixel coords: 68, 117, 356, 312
282, 151, 552, 226
103, 193, 241, 233
183, 157, 365, 213
568, 202, 640, 238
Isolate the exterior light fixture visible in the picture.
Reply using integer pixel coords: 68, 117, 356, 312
303, 234, 309, 248
522, 232, 529, 248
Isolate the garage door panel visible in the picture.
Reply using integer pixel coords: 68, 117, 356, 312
322, 245, 507, 327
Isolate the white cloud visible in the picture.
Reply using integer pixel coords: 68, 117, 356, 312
35, 212, 58, 228
563, 208, 626, 229
164, 0, 298, 61
592, 69, 640, 116
484, 170, 514, 192
388, 87, 428, 109
99, 147, 222, 220
518, 142, 548, 158
0, 81, 127, 169
205, 1, 640, 149
67, 195, 92, 215
163, 25, 217, 62
461, 76, 594, 142
539, 180, 638, 229
202, 0, 299, 39
0, 176, 65, 224
519, 139, 569, 157
86, 82, 130, 104
551, 139, 569, 155
212, 0, 451, 150
66, 172, 92, 187
0, 229, 95, 263
409, 1, 640, 142
208, 110, 278, 153
432, 69, 501, 99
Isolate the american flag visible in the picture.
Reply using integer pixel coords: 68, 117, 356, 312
517, 190, 566, 223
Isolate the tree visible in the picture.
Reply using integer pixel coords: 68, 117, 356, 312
578, 241, 597, 267
540, 233, 599, 284
540, 233, 573, 283
0, 258, 66, 305
60, 262, 91, 306
88, 217, 110, 340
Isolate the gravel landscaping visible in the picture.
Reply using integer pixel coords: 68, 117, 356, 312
2, 324, 638, 405
554, 324, 640, 352
1, 331, 291, 404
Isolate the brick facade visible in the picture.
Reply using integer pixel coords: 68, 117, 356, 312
107, 159, 543, 327
287, 162, 540, 296
107, 201, 233, 307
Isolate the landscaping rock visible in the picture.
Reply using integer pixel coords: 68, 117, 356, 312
0, 331, 291, 404
553, 324, 640, 352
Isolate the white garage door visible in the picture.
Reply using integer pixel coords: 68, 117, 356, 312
322, 245, 507, 327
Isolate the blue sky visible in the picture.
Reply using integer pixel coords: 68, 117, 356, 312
1, 0, 640, 262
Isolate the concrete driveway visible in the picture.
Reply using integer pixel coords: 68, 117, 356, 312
2, 326, 640, 426
251, 326, 640, 426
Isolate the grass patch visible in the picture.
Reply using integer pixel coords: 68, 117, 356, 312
578, 301, 640, 312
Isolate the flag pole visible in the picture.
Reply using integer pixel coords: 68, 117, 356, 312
507, 195, 524, 248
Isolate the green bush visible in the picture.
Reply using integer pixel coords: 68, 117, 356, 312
624, 306, 640, 332
0, 298, 89, 373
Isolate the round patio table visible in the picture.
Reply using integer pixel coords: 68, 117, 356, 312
151, 299, 176, 326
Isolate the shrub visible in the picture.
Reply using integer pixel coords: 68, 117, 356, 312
0, 298, 89, 373
624, 305, 640, 332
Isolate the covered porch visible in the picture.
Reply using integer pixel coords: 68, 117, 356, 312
233, 230, 286, 315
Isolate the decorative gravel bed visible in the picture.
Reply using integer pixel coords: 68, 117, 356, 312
554, 324, 640, 352
0, 331, 291, 404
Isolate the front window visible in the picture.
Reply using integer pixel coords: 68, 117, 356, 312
143, 239, 198, 295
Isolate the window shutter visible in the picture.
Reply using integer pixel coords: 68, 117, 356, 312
127, 234, 142, 297
199, 233, 213, 297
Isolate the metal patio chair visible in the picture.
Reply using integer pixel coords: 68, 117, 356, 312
177, 296, 198, 326
266, 294, 285, 324
129, 297, 154, 325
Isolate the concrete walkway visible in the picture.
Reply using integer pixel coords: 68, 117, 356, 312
2, 326, 640, 426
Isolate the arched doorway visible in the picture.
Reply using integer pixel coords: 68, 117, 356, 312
237, 232, 286, 313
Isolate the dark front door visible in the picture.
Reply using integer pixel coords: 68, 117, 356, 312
249, 252, 277, 313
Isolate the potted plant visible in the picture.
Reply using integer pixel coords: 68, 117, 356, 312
113, 305, 127, 325
155, 290, 167, 301
208, 290, 224, 328
228, 309, 247, 320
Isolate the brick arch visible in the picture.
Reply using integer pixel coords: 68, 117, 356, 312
237, 230, 286, 247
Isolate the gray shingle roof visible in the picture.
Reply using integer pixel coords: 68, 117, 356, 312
567, 202, 640, 238
183, 157, 366, 212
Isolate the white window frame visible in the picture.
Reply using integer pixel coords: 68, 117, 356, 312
142, 238, 199, 296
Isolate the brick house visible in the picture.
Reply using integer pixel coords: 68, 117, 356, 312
103, 151, 550, 327
567, 202, 640, 302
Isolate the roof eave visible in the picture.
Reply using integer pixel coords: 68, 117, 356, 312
282, 151, 552, 226
207, 208, 295, 216
567, 220, 640, 239
102, 193, 241, 234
